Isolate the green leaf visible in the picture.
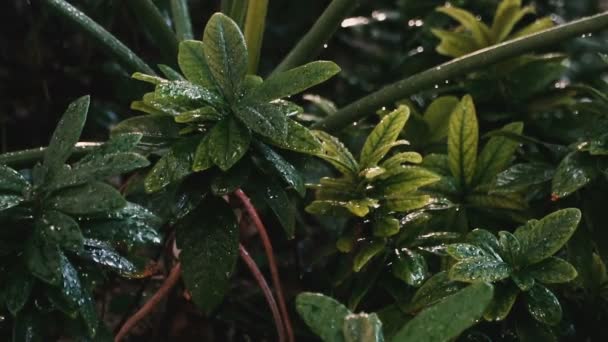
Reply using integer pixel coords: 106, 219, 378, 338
483, 282, 519, 321
235, 101, 288, 140
449, 256, 511, 283
353, 240, 386, 272
248, 61, 340, 103
393, 282, 493, 342
43, 96, 90, 176
178, 40, 217, 88
254, 141, 305, 196
432, 29, 479, 58
25, 236, 62, 285
46, 181, 126, 215
359, 106, 410, 168
208, 118, 252, 171
512, 271, 536, 291
491, 0, 535, 42
0, 194, 23, 211
39, 210, 84, 252
0, 165, 29, 193
525, 284, 562, 325
80, 239, 138, 277
511, 17, 555, 39
527, 257, 578, 284
152, 81, 223, 110
467, 229, 501, 257
192, 134, 214, 172
467, 192, 527, 211
392, 248, 428, 287
448, 95, 478, 188
175, 106, 224, 123
409, 271, 467, 311
77, 133, 142, 164
437, 6, 491, 47
551, 152, 596, 199
515, 316, 557, 342
111, 115, 181, 147
5, 270, 34, 316
380, 152, 422, 171
378, 167, 440, 196
251, 177, 296, 239
343, 313, 385, 342
492, 162, 554, 193
384, 194, 432, 212
424, 96, 459, 142
474, 122, 523, 186
203, 13, 248, 102
58, 253, 98, 337
296, 292, 351, 342
312, 130, 359, 177
176, 197, 238, 313
158, 64, 185, 81
373, 216, 400, 237
266, 119, 322, 155
498, 231, 521, 265
446, 243, 488, 260
514, 208, 581, 265
145, 136, 198, 192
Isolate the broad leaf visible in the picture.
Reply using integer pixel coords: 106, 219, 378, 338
145, 136, 199, 192
384, 194, 432, 212
254, 141, 305, 196
80, 239, 138, 277
249, 175, 296, 239
176, 197, 238, 313
43, 96, 89, 176
235, 102, 288, 140
446, 243, 488, 260
360, 106, 410, 168
178, 40, 217, 88
432, 29, 479, 58
373, 216, 400, 237
483, 282, 519, 321
492, 162, 554, 193
313, 131, 359, 177
203, 13, 247, 102
343, 313, 384, 342
0, 165, 28, 193
111, 115, 181, 147
449, 256, 511, 283
514, 208, 581, 265
392, 248, 428, 287
208, 118, 251, 171
248, 61, 341, 103
448, 95, 478, 188
25, 235, 62, 285
0, 194, 23, 211
525, 284, 562, 325
353, 240, 386, 272
551, 152, 596, 199
491, 0, 535, 42
437, 6, 491, 47
267, 119, 322, 154
38, 210, 84, 252
409, 271, 467, 311
296, 292, 351, 342
393, 282, 493, 342
474, 122, 523, 186
424, 96, 459, 142
378, 167, 440, 196
46, 182, 125, 215
527, 257, 577, 284
58, 253, 97, 337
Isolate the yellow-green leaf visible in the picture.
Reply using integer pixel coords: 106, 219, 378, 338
178, 40, 217, 88
437, 6, 491, 47
208, 118, 251, 171
359, 105, 410, 168
313, 130, 359, 177
474, 122, 523, 186
448, 95, 478, 188
491, 0, 535, 42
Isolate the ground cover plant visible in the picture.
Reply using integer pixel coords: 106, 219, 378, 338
1, 0, 608, 341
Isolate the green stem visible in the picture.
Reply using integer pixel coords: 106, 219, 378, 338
228, 0, 250, 29
128, 0, 179, 64
244, 0, 269, 74
273, 0, 361, 74
42, 0, 155, 74
170, 0, 194, 40
0, 143, 102, 169
313, 11, 608, 132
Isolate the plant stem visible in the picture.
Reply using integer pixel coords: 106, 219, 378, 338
244, 0, 269, 74
272, 0, 361, 74
239, 244, 286, 342
170, 0, 194, 40
114, 263, 182, 342
127, 0, 179, 64
313, 11, 608, 132
0, 143, 102, 169
42, 0, 155, 75
227, 0, 250, 29
234, 189, 295, 342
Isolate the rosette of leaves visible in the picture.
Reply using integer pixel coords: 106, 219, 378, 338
444, 208, 580, 330
0, 96, 161, 339
295, 282, 493, 342
421, 95, 527, 230
306, 106, 445, 276
432, 0, 553, 58
115, 12, 338, 194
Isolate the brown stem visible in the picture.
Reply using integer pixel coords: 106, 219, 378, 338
233, 189, 295, 342
239, 243, 286, 342
114, 263, 182, 342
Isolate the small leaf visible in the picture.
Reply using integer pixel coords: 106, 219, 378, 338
392, 248, 428, 287
208, 118, 251, 171
353, 240, 386, 272
449, 256, 511, 283
551, 152, 596, 199
393, 282, 494, 342
43, 96, 90, 176
424, 96, 459, 142
446, 243, 488, 260
248, 61, 341, 103
178, 40, 217, 88
267, 119, 322, 154
514, 208, 581, 265
448, 95, 478, 188
176, 197, 239, 313
483, 282, 519, 321
58, 253, 98, 337
373, 216, 400, 237
512, 271, 536, 291
111, 115, 181, 147
378, 167, 440, 196
432, 29, 479, 58
527, 257, 578, 284
296, 292, 351, 342
511, 17, 555, 39
474, 122, 523, 186
525, 284, 562, 325
491, 0, 535, 42
145, 136, 199, 192
175, 106, 224, 123
492, 162, 554, 193
203, 13, 247, 102
46, 182, 125, 215
312, 130, 359, 177
80, 239, 139, 277
359, 105, 410, 168
251, 177, 296, 239
437, 6, 491, 47
467, 229, 501, 257
193, 134, 214, 172
384, 194, 432, 212
0, 194, 23, 211
39, 210, 84, 252
343, 313, 385, 342
409, 271, 467, 311
254, 141, 305, 196
380, 152, 423, 171
498, 231, 521, 265
235, 102, 288, 140
0, 165, 29, 193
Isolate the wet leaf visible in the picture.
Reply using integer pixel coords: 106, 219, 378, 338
512, 271, 536, 291
25, 235, 62, 285
378, 167, 440, 196
424, 96, 459, 142
312, 130, 359, 177
111, 115, 181, 147
498, 231, 521, 265
527, 257, 577, 284
359, 106, 410, 168
46, 182, 125, 215
353, 240, 386, 272
437, 6, 491, 47
448, 95, 478, 188
384, 194, 432, 212
208, 118, 251, 171
474, 122, 523, 186
235, 102, 288, 140
175, 106, 224, 123
203, 13, 247, 102
0, 194, 23, 211
0, 165, 29, 193
491, 0, 535, 42
446, 243, 488, 260
13, 310, 44, 342
449, 256, 511, 283
524, 284, 562, 325
192, 134, 214, 172
145, 136, 199, 192
58, 253, 98, 337
178, 40, 217, 88
79, 239, 138, 277
39, 210, 84, 252
483, 282, 519, 321
373, 216, 400, 237
296, 292, 351, 342
392, 248, 428, 287
250, 177, 296, 239
409, 271, 467, 312
343, 313, 384, 342
551, 152, 597, 199
492, 162, 554, 193
266, 119, 322, 155
176, 197, 238, 313
255, 141, 305, 196
393, 282, 493, 342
